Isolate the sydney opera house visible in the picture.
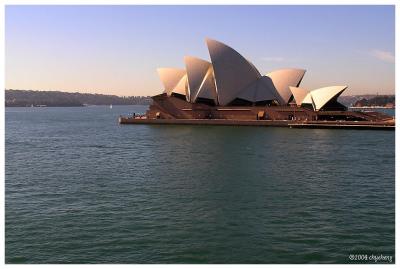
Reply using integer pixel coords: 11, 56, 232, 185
121, 38, 393, 127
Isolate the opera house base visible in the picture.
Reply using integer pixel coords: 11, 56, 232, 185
119, 95, 394, 130
119, 118, 394, 130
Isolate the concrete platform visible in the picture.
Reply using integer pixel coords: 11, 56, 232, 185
119, 117, 395, 130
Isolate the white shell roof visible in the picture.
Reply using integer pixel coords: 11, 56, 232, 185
289, 86, 310, 106
310, 86, 347, 111
156, 39, 347, 110
266, 68, 306, 104
292, 85, 347, 111
237, 76, 284, 103
157, 68, 186, 96
194, 67, 218, 104
302, 92, 313, 105
206, 38, 261, 106
184, 56, 216, 103
173, 74, 189, 101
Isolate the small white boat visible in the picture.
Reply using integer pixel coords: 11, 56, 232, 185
110, 104, 113, 109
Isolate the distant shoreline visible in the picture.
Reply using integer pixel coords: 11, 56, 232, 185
5, 89, 395, 108
6, 104, 150, 108
349, 106, 395, 109
5, 104, 396, 109
5, 89, 152, 107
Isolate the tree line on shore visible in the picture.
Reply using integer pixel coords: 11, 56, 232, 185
352, 95, 395, 108
5, 89, 395, 108
5, 89, 153, 107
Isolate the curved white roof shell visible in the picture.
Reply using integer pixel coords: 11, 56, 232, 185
157, 68, 186, 96
194, 67, 218, 104
173, 74, 190, 101
237, 76, 284, 103
206, 38, 261, 106
266, 69, 306, 104
289, 86, 309, 106
302, 92, 314, 106
184, 56, 217, 103
157, 39, 347, 110
310, 86, 347, 111
292, 85, 347, 111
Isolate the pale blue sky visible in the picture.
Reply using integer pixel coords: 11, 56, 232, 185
6, 5, 395, 96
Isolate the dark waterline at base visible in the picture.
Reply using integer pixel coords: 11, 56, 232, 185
5, 106, 395, 263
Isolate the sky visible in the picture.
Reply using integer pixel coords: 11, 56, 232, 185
5, 5, 395, 96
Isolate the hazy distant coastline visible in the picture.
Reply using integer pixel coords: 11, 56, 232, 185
337, 95, 395, 108
5, 89, 153, 107
5, 89, 394, 108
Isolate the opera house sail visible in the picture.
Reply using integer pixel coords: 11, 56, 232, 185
119, 38, 394, 129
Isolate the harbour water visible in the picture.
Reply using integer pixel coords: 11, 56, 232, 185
5, 106, 395, 263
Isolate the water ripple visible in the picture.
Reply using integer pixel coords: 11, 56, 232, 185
5, 106, 395, 263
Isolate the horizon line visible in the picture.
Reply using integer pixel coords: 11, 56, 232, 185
5, 88, 396, 98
